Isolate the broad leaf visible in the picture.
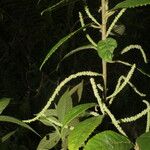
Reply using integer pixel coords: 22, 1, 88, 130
136, 132, 150, 150
1, 130, 16, 143
37, 132, 60, 150
97, 38, 117, 62
57, 89, 73, 123
41, 0, 80, 15
62, 103, 96, 127
84, 130, 133, 150
0, 98, 11, 114
113, 0, 150, 9
61, 118, 79, 140
40, 24, 91, 70
68, 116, 103, 150
0, 116, 39, 136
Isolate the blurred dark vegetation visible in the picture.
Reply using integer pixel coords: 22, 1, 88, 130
0, 0, 150, 149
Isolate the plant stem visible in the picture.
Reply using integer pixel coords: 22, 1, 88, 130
101, 0, 108, 101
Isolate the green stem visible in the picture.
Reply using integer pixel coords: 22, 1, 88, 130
101, 0, 108, 100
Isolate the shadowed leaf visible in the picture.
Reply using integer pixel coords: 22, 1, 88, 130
0, 98, 11, 114
0, 116, 39, 136
40, 24, 91, 70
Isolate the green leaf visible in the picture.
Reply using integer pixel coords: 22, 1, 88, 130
57, 89, 73, 123
1, 130, 16, 143
37, 132, 60, 150
38, 116, 62, 127
136, 132, 150, 150
69, 80, 84, 102
56, 45, 96, 70
113, 0, 150, 9
84, 130, 133, 150
41, 0, 80, 15
76, 80, 84, 102
61, 118, 80, 140
0, 115, 39, 136
43, 109, 57, 117
62, 45, 96, 61
62, 103, 96, 127
97, 38, 117, 62
68, 116, 103, 150
0, 98, 11, 114
40, 24, 91, 70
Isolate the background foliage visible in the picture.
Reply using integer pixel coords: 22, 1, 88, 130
0, 0, 150, 149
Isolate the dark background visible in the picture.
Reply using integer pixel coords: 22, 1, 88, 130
0, 0, 150, 149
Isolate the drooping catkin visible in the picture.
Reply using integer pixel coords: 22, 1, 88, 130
103, 104, 127, 136
143, 100, 150, 132
117, 102, 150, 124
84, 5, 101, 26
90, 78, 104, 114
107, 64, 136, 99
121, 44, 148, 63
23, 71, 102, 123
109, 75, 146, 105
90, 78, 126, 136
79, 12, 97, 47
106, 9, 126, 37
